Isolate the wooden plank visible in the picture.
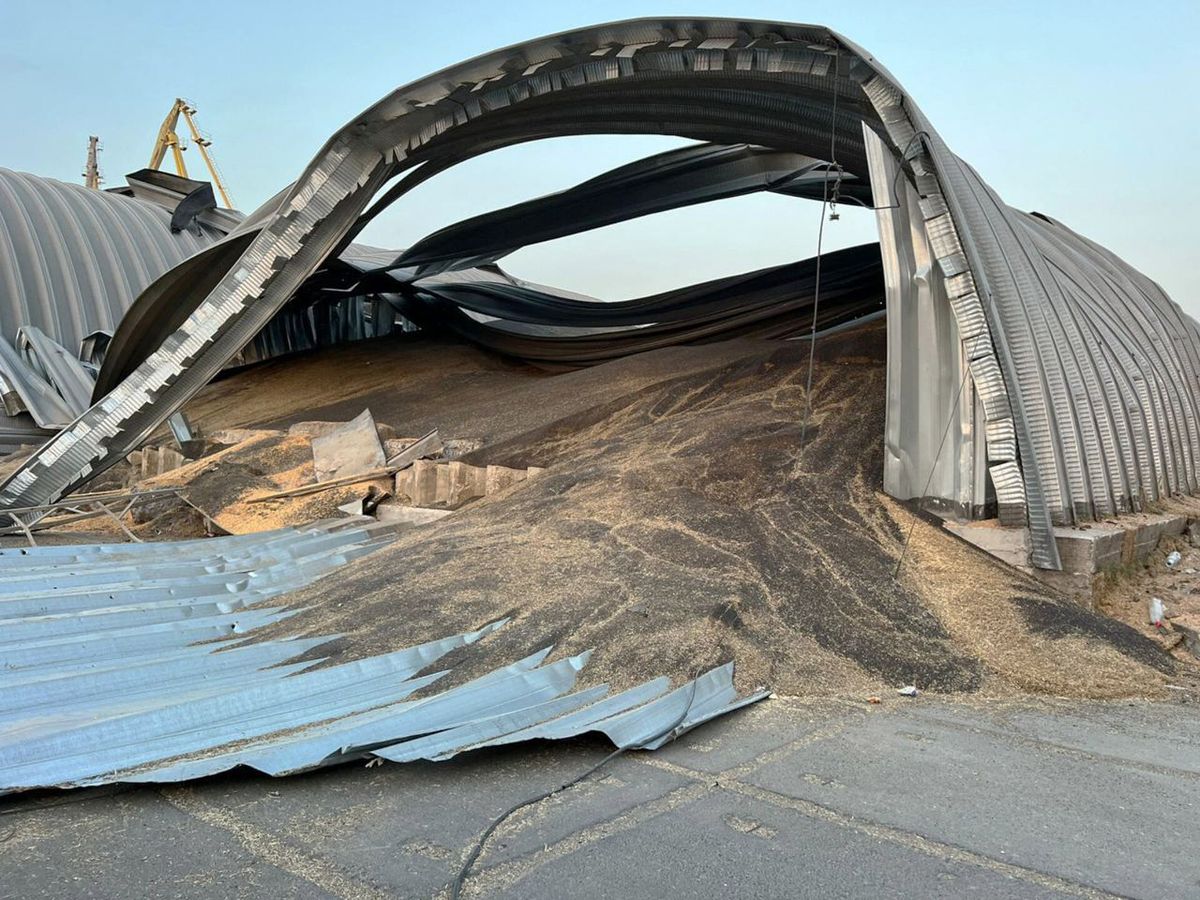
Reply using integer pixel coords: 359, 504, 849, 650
246, 467, 402, 503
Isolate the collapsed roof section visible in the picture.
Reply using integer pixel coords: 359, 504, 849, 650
0, 520, 764, 793
0, 18, 1196, 571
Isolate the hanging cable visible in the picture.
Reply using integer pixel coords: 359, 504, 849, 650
893, 362, 972, 577
797, 47, 842, 454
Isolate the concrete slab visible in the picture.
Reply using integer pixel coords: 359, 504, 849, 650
2, 789, 338, 899
5, 700, 1199, 899
926, 701, 1200, 775
652, 698, 858, 774
448, 461, 487, 507
488, 788, 1072, 899
745, 705, 1200, 898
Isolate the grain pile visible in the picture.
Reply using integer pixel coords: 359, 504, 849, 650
186, 322, 1175, 700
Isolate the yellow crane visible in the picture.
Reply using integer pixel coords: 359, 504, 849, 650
148, 98, 235, 209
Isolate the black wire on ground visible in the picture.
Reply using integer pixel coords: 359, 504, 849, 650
893, 363, 972, 578
449, 678, 701, 900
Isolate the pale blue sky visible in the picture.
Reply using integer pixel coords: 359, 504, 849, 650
1, 1, 1196, 310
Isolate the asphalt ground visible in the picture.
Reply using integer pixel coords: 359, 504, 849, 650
4, 694, 1198, 899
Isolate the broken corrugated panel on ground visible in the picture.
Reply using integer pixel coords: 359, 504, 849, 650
0, 524, 766, 795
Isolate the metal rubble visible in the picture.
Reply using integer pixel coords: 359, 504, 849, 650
0, 520, 765, 795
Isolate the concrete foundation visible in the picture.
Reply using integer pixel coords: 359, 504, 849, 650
394, 460, 543, 509
945, 512, 1191, 605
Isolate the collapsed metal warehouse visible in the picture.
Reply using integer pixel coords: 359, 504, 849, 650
3, 18, 1197, 570
1, 17, 1198, 795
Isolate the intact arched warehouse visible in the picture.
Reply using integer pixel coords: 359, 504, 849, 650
2, 17, 1197, 573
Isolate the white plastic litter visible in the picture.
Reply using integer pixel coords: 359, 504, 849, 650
1167, 551, 1182, 568
897, 685, 919, 697
1149, 597, 1166, 627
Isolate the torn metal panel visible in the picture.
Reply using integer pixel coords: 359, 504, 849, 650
16, 326, 96, 414
311, 408, 387, 483
0, 523, 764, 794
385, 429, 442, 468
865, 127, 988, 519
0, 333, 75, 428
393, 143, 873, 277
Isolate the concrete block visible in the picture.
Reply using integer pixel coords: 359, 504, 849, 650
394, 468, 413, 502
1052, 524, 1125, 574
943, 520, 1031, 570
409, 459, 439, 506
157, 446, 184, 475
375, 505, 453, 527
448, 461, 487, 507
949, 512, 1193, 606
486, 464, 527, 495
1127, 515, 1187, 563
435, 464, 453, 505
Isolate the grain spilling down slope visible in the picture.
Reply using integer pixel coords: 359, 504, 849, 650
194, 324, 1174, 698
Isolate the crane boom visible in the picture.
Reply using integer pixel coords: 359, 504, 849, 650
147, 98, 235, 209
149, 99, 187, 175
179, 105, 234, 209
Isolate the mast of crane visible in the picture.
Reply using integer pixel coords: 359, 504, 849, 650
148, 98, 235, 209
82, 136, 102, 189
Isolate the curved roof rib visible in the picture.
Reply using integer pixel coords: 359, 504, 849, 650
1, 19, 1195, 571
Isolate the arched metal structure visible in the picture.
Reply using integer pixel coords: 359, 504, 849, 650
3, 18, 1197, 570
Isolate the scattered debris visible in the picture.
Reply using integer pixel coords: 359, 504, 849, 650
867, 696, 882, 705
1167, 550, 1182, 568
384, 429, 443, 468
1150, 597, 1166, 628
311, 409, 387, 483
897, 685, 919, 698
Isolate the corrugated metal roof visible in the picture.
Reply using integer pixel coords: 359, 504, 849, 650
0, 521, 765, 794
0, 167, 225, 354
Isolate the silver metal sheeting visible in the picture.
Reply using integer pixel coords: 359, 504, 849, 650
0, 170, 411, 448
0, 167, 224, 354
0, 522, 765, 794
2, 19, 1195, 570
0, 168, 226, 449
